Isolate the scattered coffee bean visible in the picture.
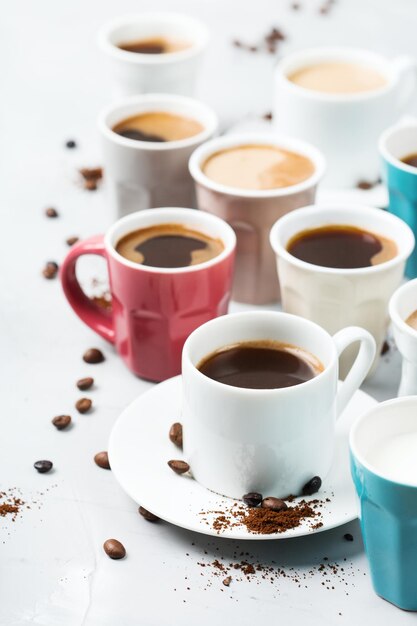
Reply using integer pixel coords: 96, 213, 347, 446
66, 236, 79, 246
138, 506, 159, 522
77, 376, 94, 391
261, 497, 288, 512
45, 207, 58, 218
381, 340, 390, 356
167, 460, 190, 475
169, 422, 183, 448
344, 533, 354, 542
103, 538, 126, 560
76, 398, 92, 414
80, 167, 103, 191
223, 576, 232, 587
52, 415, 71, 430
42, 261, 59, 279
34, 460, 53, 474
262, 111, 273, 121
242, 492, 263, 507
66, 139, 77, 149
94, 451, 110, 470
302, 476, 322, 496
83, 348, 105, 364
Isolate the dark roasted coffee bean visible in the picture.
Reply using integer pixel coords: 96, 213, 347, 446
169, 422, 183, 448
242, 492, 263, 507
34, 460, 53, 473
261, 497, 288, 512
167, 460, 190, 475
94, 451, 110, 469
76, 398, 92, 414
356, 179, 373, 190
223, 576, 232, 587
52, 415, 71, 430
344, 533, 354, 542
302, 476, 322, 496
77, 377, 94, 391
45, 207, 58, 218
83, 348, 105, 364
66, 139, 77, 149
381, 340, 390, 356
103, 538, 126, 559
66, 236, 79, 246
139, 506, 159, 522
42, 261, 59, 279
262, 111, 273, 121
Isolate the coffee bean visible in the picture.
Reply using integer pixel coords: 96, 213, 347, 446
262, 111, 273, 121
76, 398, 92, 414
356, 179, 373, 190
223, 576, 232, 587
45, 207, 58, 218
138, 506, 159, 522
83, 348, 104, 364
66, 236, 79, 246
85, 179, 98, 191
261, 497, 288, 512
34, 460, 53, 473
42, 261, 59, 279
94, 451, 110, 469
381, 340, 390, 356
77, 377, 94, 391
344, 533, 354, 542
169, 422, 183, 448
302, 476, 322, 496
242, 492, 263, 507
52, 415, 71, 430
167, 460, 190, 475
103, 538, 126, 560
66, 139, 77, 149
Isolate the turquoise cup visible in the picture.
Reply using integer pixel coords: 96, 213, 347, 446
380, 121, 417, 278
350, 396, 417, 611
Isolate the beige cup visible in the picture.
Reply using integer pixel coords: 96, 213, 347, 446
188, 134, 325, 304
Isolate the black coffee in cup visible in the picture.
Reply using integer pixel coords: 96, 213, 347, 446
117, 37, 191, 54
401, 153, 417, 168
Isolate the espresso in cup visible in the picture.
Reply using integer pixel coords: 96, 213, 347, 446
197, 340, 323, 389
401, 153, 417, 168
287, 224, 397, 269
201, 144, 315, 190
118, 37, 191, 54
112, 111, 204, 142
116, 223, 224, 268
288, 62, 387, 95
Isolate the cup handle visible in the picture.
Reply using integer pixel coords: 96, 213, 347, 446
391, 55, 417, 112
60, 235, 115, 344
332, 327, 376, 418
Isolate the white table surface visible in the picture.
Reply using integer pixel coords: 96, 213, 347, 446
2, 0, 416, 624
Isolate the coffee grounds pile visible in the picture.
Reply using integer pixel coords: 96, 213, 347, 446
0, 492, 24, 521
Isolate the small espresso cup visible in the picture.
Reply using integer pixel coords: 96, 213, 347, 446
189, 134, 325, 304
99, 94, 218, 218
97, 13, 209, 97
350, 397, 417, 611
274, 47, 417, 188
380, 120, 417, 278
182, 311, 375, 499
270, 205, 414, 379
389, 279, 417, 396
60, 208, 235, 382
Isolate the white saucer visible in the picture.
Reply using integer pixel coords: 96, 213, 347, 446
109, 376, 377, 540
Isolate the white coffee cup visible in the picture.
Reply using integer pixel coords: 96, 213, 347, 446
98, 13, 209, 97
270, 205, 414, 379
182, 311, 375, 499
274, 47, 417, 188
389, 279, 417, 396
98, 94, 218, 218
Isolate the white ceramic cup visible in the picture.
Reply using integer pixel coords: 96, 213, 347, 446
182, 311, 375, 499
99, 94, 218, 218
274, 47, 417, 188
98, 13, 209, 97
389, 279, 417, 396
270, 205, 415, 379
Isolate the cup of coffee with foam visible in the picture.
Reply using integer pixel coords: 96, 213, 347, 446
274, 47, 417, 188
99, 94, 217, 218
270, 205, 414, 378
189, 134, 325, 304
60, 208, 235, 381
182, 311, 375, 499
98, 13, 209, 96
389, 278, 417, 396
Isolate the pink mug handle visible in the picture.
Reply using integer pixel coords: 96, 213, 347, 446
60, 235, 115, 344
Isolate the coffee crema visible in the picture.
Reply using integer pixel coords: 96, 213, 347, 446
116, 223, 224, 268
401, 153, 417, 169
202, 145, 315, 190
286, 225, 397, 269
112, 112, 204, 142
197, 340, 323, 389
288, 62, 387, 94
405, 310, 417, 330
117, 37, 191, 54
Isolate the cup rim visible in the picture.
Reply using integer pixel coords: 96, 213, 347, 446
389, 278, 417, 339
188, 133, 326, 198
97, 12, 209, 65
98, 93, 218, 151
379, 121, 417, 175
104, 207, 236, 274
270, 204, 415, 276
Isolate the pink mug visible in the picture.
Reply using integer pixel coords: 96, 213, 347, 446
60, 208, 236, 381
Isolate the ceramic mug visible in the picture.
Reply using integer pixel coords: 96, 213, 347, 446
274, 47, 417, 188
270, 204, 414, 378
97, 13, 209, 97
350, 396, 417, 611
99, 94, 218, 218
60, 208, 235, 382
189, 134, 325, 304
389, 278, 417, 396
182, 311, 375, 499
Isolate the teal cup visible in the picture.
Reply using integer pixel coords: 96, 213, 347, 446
350, 396, 417, 611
